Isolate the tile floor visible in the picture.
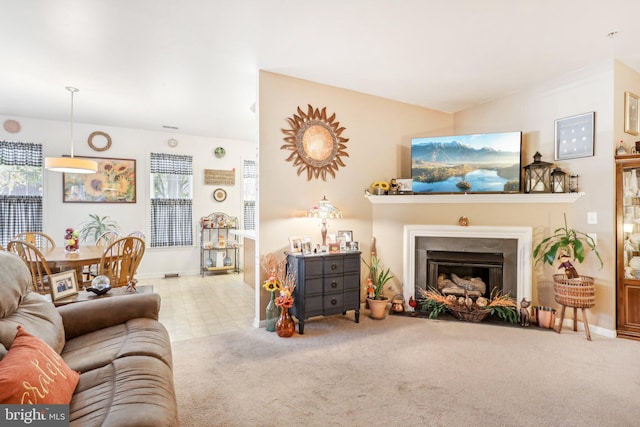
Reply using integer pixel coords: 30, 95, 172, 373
137, 273, 255, 343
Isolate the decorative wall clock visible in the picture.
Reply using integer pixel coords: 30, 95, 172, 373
213, 188, 227, 202
88, 131, 112, 151
281, 104, 349, 181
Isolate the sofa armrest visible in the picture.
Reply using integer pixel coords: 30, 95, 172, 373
57, 293, 161, 340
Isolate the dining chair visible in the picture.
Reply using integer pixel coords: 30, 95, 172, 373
12, 231, 56, 250
98, 236, 145, 288
7, 240, 54, 295
127, 231, 146, 241
84, 230, 122, 281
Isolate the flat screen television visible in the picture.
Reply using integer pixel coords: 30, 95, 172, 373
411, 131, 522, 194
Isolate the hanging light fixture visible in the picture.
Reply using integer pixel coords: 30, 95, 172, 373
45, 87, 98, 174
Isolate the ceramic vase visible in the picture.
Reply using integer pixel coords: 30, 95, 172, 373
275, 306, 295, 337
265, 292, 280, 332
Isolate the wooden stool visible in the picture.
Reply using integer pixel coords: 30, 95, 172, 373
553, 274, 595, 341
556, 305, 591, 341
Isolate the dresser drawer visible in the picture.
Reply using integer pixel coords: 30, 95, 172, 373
324, 257, 344, 275
303, 258, 324, 277
324, 276, 344, 293
343, 290, 360, 309
342, 272, 360, 291
304, 277, 323, 295
305, 295, 324, 316
343, 255, 360, 273
323, 293, 345, 316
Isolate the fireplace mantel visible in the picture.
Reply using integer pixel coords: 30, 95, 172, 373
366, 192, 583, 204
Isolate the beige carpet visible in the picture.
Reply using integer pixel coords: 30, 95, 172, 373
172, 312, 640, 427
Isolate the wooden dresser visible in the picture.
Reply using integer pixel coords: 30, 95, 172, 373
287, 251, 361, 334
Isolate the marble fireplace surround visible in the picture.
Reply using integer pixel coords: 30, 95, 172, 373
403, 225, 533, 308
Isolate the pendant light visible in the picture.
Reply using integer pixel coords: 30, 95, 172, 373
45, 87, 98, 174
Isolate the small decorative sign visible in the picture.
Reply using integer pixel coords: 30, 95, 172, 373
204, 168, 235, 186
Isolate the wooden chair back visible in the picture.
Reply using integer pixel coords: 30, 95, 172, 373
96, 230, 122, 247
7, 240, 53, 295
127, 230, 146, 241
12, 231, 56, 250
98, 236, 145, 287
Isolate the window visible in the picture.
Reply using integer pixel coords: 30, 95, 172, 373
0, 141, 43, 247
150, 153, 193, 247
243, 160, 256, 230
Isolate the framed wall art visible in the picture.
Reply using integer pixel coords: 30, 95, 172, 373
554, 112, 595, 160
49, 270, 79, 301
63, 156, 136, 203
625, 91, 639, 136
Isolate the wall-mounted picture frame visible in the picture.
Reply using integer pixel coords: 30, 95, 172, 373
288, 236, 302, 253
625, 91, 639, 136
63, 156, 136, 203
554, 111, 595, 160
49, 270, 79, 301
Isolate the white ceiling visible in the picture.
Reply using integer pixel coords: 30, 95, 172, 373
1, 0, 639, 142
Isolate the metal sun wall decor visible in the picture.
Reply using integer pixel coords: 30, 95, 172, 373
281, 104, 349, 181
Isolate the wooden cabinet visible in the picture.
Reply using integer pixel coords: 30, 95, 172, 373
287, 252, 361, 334
200, 212, 239, 276
616, 155, 640, 340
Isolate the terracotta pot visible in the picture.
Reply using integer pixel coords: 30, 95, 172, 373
536, 306, 556, 329
367, 297, 389, 319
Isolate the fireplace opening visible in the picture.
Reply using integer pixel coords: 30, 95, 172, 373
427, 251, 504, 299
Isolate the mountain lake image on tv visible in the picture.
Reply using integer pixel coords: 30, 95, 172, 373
411, 131, 522, 194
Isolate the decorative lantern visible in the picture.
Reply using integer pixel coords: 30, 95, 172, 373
523, 152, 552, 193
551, 167, 567, 193
569, 175, 579, 193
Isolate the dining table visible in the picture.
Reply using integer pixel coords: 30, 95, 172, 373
42, 245, 105, 285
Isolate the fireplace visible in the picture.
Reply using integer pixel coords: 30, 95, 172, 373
427, 251, 504, 298
403, 225, 532, 308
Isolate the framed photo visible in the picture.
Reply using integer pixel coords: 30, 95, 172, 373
328, 242, 340, 254
349, 241, 360, 251
49, 270, 79, 301
63, 156, 136, 203
625, 91, 639, 136
337, 230, 353, 243
554, 112, 595, 160
396, 179, 413, 193
288, 236, 302, 253
302, 236, 313, 254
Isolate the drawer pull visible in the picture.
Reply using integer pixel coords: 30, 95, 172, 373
330, 281, 338, 288
331, 263, 338, 270
331, 298, 337, 305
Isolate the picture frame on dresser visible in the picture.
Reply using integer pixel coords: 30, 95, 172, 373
288, 236, 302, 253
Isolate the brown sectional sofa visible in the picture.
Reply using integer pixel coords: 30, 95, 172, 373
0, 250, 178, 426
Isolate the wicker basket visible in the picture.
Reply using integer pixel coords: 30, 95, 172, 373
447, 305, 490, 322
553, 274, 595, 308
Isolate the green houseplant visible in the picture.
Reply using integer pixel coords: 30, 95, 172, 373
533, 213, 602, 273
79, 214, 120, 244
363, 255, 394, 319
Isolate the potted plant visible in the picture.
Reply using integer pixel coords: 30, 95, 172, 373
363, 255, 394, 319
79, 214, 120, 244
533, 213, 602, 330
533, 213, 603, 275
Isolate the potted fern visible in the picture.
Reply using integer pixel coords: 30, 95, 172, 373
362, 255, 394, 319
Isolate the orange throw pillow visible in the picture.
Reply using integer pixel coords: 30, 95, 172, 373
0, 326, 79, 404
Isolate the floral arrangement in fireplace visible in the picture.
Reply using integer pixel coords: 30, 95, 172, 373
418, 287, 518, 323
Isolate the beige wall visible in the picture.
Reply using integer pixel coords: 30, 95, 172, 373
257, 71, 452, 314
258, 61, 640, 335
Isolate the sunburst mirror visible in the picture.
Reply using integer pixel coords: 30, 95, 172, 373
281, 104, 349, 181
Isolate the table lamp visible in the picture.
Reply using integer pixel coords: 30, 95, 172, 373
307, 196, 342, 247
